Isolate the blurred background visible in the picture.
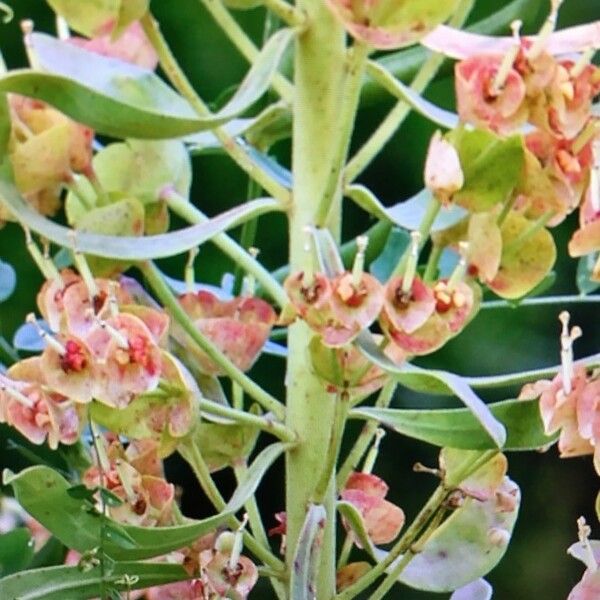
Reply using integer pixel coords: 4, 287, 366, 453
0, 0, 598, 598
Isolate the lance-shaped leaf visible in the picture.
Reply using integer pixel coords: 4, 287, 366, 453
366, 61, 459, 129
356, 332, 506, 447
225, 442, 286, 512
0, 30, 293, 139
336, 501, 377, 559
488, 212, 556, 300
0, 562, 187, 600
0, 528, 34, 577
290, 503, 327, 600
377, 477, 521, 592
3, 466, 232, 560
347, 186, 467, 233
350, 398, 555, 451
448, 128, 524, 213
422, 22, 600, 59
0, 174, 282, 259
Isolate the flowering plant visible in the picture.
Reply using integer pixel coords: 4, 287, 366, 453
0, 0, 598, 598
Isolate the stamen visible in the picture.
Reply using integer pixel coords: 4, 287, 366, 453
228, 513, 249, 571
352, 236, 368, 287
491, 20, 522, 94
95, 317, 129, 350
242, 247, 260, 297
559, 311, 582, 395
362, 428, 385, 474
401, 231, 422, 294
185, 247, 198, 294
68, 232, 99, 299
25, 313, 66, 355
20, 20, 40, 70
577, 516, 598, 573
55, 15, 70, 41
0, 381, 34, 409
302, 226, 315, 288
528, 0, 563, 60
447, 241, 469, 292
570, 48, 596, 79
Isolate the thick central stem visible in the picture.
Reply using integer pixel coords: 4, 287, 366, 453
285, 2, 346, 597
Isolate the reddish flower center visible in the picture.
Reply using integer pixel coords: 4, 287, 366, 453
60, 340, 88, 373
433, 282, 466, 314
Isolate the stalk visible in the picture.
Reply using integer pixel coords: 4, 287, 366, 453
285, 1, 346, 596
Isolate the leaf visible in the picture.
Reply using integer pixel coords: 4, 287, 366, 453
370, 227, 411, 282
356, 332, 506, 448
577, 253, 600, 295
450, 578, 493, 600
366, 61, 459, 129
0, 562, 187, 600
488, 212, 556, 300
387, 477, 520, 592
0, 29, 293, 139
336, 501, 376, 559
225, 442, 286, 513
449, 128, 524, 213
0, 528, 34, 577
351, 398, 554, 451
13, 319, 50, 352
422, 22, 600, 59
348, 186, 467, 232
0, 174, 282, 260
4, 466, 232, 560
290, 503, 326, 600
0, 259, 16, 302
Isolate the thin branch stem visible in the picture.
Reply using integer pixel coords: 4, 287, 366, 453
162, 188, 288, 307
423, 243, 443, 282
343, 0, 476, 183
263, 0, 306, 28
179, 440, 285, 572
336, 380, 395, 490
481, 294, 600, 310
315, 42, 370, 227
198, 0, 296, 101
140, 12, 290, 203
141, 261, 286, 419
201, 397, 298, 443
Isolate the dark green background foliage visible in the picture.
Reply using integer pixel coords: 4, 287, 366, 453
0, 1, 598, 598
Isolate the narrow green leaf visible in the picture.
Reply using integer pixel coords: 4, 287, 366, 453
0, 174, 282, 260
336, 501, 376, 559
0, 259, 16, 302
346, 186, 467, 233
577, 253, 600, 295
0, 528, 34, 577
356, 332, 506, 448
312, 227, 345, 276
0, 29, 293, 139
3, 465, 232, 560
351, 398, 556, 451
0, 562, 187, 600
366, 61, 459, 129
369, 227, 411, 282
290, 503, 326, 600
226, 442, 286, 513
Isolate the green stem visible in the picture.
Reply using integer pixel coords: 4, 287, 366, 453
141, 261, 286, 419
140, 12, 290, 204
481, 294, 600, 310
179, 440, 285, 572
344, 0, 475, 182
314, 42, 370, 227
423, 243, 443, 282
337, 450, 497, 599
201, 397, 297, 443
336, 380, 396, 490
263, 0, 306, 27
285, 1, 346, 595
198, 0, 295, 102
392, 195, 440, 277
312, 392, 349, 504
234, 178, 262, 294
162, 189, 288, 307
0, 334, 19, 365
